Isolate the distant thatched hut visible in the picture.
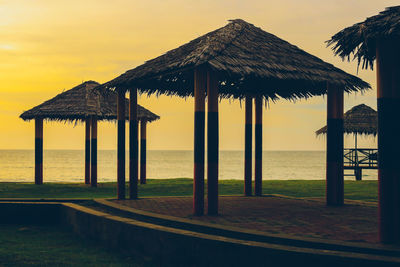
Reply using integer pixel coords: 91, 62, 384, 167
316, 104, 377, 136
20, 81, 159, 186
20, 81, 159, 122
105, 19, 370, 214
316, 104, 378, 181
327, 5, 400, 244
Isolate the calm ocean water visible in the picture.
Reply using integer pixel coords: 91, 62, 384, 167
0, 150, 377, 183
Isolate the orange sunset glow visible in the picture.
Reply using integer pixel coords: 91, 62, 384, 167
2, 1, 396, 151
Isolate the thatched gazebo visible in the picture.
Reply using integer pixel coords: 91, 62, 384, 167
327, 5, 400, 244
105, 19, 370, 215
20, 81, 159, 186
316, 104, 377, 136
316, 104, 378, 180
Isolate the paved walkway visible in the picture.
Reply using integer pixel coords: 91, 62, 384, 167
113, 196, 378, 243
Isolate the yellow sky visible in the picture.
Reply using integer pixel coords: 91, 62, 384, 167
0, 0, 396, 151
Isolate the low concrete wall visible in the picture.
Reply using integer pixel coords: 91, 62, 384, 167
1, 202, 399, 266
94, 199, 394, 257
60, 203, 399, 267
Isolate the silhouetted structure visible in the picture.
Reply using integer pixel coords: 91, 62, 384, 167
105, 19, 369, 215
316, 104, 377, 136
328, 5, 400, 244
316, 104, 378, 180
20, 81, 159, 186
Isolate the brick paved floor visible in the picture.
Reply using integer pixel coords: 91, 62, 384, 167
113, 196, 378, 243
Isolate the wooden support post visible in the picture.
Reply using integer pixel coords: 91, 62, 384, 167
244, 97, 253, 196
207, 69, 219, 215
117, 90, 126, 199
35, 118, 43, 185
129, 88, 139, 199
85, 118, 91, 184
193, 67, 206, 216
326, 83, 344, 206
376, 38, 400, 244
355, 133, 358, 151
140, 121, 147, 184
354, 132, 359, 181
254, 96, 263, 196
91, 116, 97, 187
355, 168, 362, 181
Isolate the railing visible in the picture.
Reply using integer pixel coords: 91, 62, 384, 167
344, 148, 378, 169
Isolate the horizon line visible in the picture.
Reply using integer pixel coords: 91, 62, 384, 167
0, 149, 327, 152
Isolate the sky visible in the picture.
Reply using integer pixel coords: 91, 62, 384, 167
0, 0, 397, 151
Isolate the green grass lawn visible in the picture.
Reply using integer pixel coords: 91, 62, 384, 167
0, 224, 154, 267
0, 179, 378, 202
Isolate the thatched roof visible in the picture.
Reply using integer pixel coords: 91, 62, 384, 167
316, 104, 377, 136
20, 81, 160, 122
328, 5, 400, 70
105, 19, 370, 99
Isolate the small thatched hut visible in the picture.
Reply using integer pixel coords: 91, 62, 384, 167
20, 81, 159, 122
327, 5, 400, 244
316, 104, 378, 181
105, 19, 370, 215
20, 81, 159, 186
316, 104, 377, 136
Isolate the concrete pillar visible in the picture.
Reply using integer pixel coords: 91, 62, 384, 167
35, 118, 43, 185
376, 38, 400, 243
326, 83, 344, 206
129, 88, 139, 199
140, 121, 147, 184
254, 97, 263, 196
244, 97, 253, 196
193, 67, 206, 216
90, 116, 97, 187
85, 118, 91, 184
117, 90, 126, 199
207, 69, 219, 215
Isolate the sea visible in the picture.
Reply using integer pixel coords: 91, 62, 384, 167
0, 150, 378, 183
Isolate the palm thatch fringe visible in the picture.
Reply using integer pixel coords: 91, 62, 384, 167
105, 19, 370, 99
316, 104, 377, 136
327, 5, 400, 70
20, 81, 160, 122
